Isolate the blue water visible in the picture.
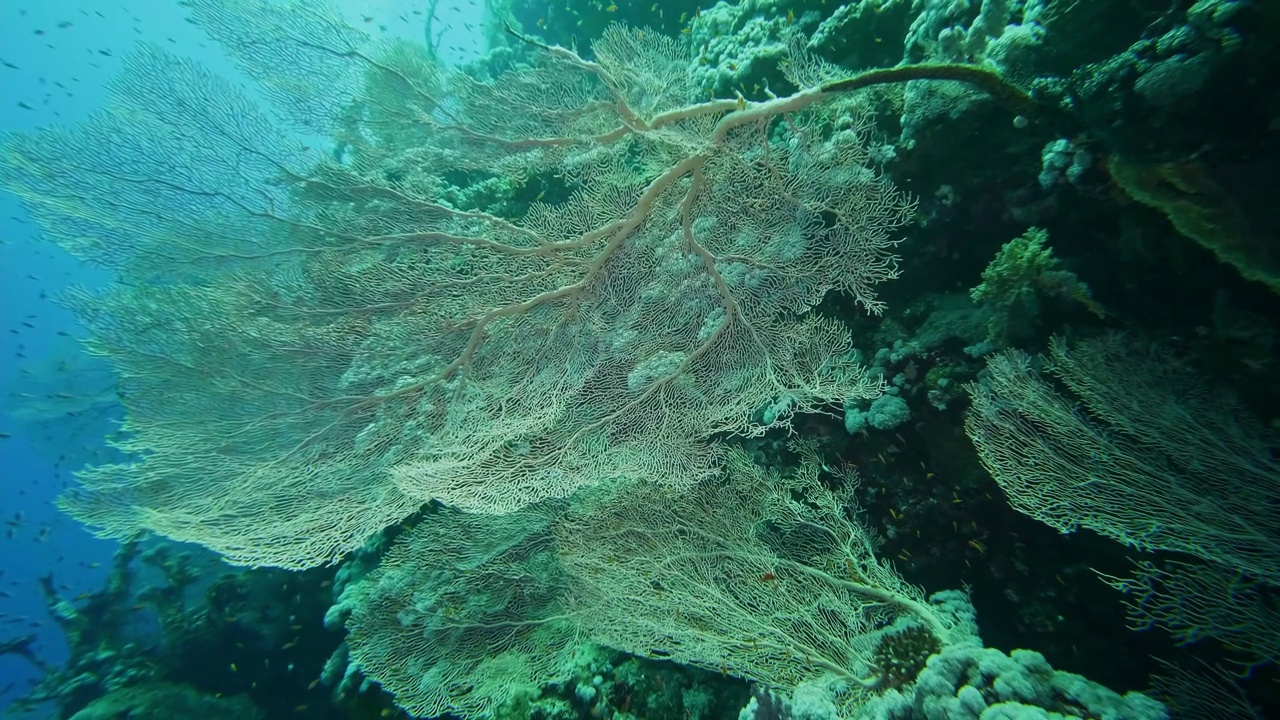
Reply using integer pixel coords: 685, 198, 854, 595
0, 1, 484, 710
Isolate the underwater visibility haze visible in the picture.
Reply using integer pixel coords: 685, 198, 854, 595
0, 0, 1278, 718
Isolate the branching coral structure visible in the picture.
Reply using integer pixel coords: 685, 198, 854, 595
0, 0, 941, 568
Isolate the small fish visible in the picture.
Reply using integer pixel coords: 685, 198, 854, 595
17, 102, 33, 111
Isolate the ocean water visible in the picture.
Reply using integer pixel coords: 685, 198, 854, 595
1, 1, 1277, 719
0, 3, 191, 704
0, 1, 484, 713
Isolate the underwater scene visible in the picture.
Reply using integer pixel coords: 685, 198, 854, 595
0, 0, 1277, 718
